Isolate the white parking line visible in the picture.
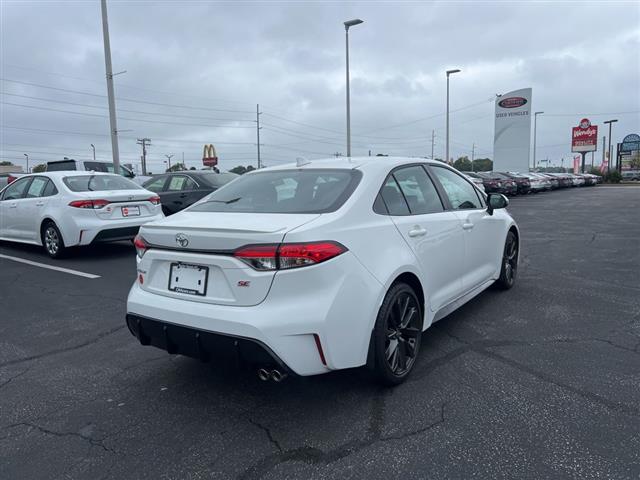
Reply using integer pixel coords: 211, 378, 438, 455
0, 254, 101, 279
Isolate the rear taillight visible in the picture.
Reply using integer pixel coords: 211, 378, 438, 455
68, 199, 110, 209
234, 241, 347, 271
133, 234, 149, 259
148, 196, 161, 205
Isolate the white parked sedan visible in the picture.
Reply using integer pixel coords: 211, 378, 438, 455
126, 157, 519, 385
0, 172, 163, 258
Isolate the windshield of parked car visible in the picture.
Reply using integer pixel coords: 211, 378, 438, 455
63, 175, 142, 192
189, 169, 361, 214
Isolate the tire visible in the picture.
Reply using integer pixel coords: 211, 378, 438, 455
41, 221, 66, 259
372, 283, 423, 386
495, 231, 518, 290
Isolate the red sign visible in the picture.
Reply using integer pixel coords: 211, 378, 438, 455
571, 118, 598, 153
202, 144, 218, 167
498, 97, 528, 109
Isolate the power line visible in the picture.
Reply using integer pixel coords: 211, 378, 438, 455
1, 101, 255, 128
0, 78, 255, 113
0, 92, 255, 123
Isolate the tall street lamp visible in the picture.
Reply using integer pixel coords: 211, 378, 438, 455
23, 153, 29, 173
533, 111, 544, 170
165, 154, 174, 170
445, 69, 461, 165
344, 18, 363, 157
604, 119, 618, 172
90, 144, 96, 161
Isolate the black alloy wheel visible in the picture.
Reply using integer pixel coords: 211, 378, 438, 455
373, 283, 422, 385
495, 231, 518, 289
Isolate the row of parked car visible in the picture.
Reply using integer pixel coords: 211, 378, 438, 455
461, 171, 601, 196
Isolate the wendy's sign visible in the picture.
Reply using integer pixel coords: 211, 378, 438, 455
571, 118, 598, 153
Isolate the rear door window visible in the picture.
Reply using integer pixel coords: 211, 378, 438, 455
26, 177, 49, 198
393, 166, 443, 214
144, 176, 168, 193
42, 179, 58, 197
46, 160, 76, 171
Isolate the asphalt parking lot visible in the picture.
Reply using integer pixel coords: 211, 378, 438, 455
1, 186, 639, 479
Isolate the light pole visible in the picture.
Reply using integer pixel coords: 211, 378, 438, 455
165, 154, 174, 170
23, 153, 29, 173
604, 119, 618, 172
344, 18, 363, 157
445, 69, 461, 165
90, 144, 96, 161
533, 111, 544, 170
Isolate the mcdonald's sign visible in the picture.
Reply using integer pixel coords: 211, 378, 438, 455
202, 144, 218, 167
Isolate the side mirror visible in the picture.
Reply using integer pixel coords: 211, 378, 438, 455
487, 193, 509, 215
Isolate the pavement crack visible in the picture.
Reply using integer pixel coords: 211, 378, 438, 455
240, 401, 446, 480
0, 325, 126, 368
248, 418, 283, 453
5, 422, 118, 454
0, 366, 31, 390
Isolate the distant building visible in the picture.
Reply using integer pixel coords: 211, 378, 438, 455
0, 165, 24, 174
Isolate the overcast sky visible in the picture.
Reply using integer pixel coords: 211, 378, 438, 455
1, 0, 639, 173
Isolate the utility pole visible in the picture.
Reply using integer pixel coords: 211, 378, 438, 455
23, 153, 29, 173
602, 136, 606, 167
431, 129, 435, 159
368, 150, 371, 156
344, 19, 364, 157
256, 104, 262, 169
100, 0, 120, 172
471, 143, 475, 171
604, 119, 618, 173
90, 144, 96, 161
445, 69, 461, 165
164, 154, 174, 170
137, 138, 151, 175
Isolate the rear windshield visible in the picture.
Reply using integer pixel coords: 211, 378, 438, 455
46, 160, 77, 171
63, 175, 142, 192
198, 172, 239, 188
189, 169, 361, 214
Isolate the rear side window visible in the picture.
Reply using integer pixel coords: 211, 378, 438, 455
63, 175, 142, 192
431, 166, 482, 210
46, 160, 76, 171
42, 179, 58, 197
376, 176, 410, 215
189, 169, 361, 214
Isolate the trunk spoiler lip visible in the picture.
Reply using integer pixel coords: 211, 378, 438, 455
141, 224, 289, 234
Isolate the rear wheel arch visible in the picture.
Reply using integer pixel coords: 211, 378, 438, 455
39, 218, 56, 244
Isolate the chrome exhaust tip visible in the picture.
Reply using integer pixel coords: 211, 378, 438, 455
257, 368, 271, 381
271, 369, 287, 383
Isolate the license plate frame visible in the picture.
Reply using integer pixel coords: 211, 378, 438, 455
121, 205, 140, 217
168, 263, 209, 296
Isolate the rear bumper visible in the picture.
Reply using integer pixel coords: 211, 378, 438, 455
126, 313, 292, 373
93, 226, 140, 243
126, 251, 383, 376
57, 212, 164, 247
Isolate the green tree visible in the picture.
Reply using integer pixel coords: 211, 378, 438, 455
472, 158, 493, 171
453, 156, 472, 171
0, 161, 14, 166
189, 166, 196, 170
32, 164, 47, 173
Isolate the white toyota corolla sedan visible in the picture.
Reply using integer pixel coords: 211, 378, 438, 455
0, 171, 163, 258
126, 157, 519, 384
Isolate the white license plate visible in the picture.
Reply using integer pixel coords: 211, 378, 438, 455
168, 263, 208, 296
121, 206, 140, 217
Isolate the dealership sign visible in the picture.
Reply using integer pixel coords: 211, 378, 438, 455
493, 88, 532, 173
620, 133, 640, 152
571, 118, 598, 153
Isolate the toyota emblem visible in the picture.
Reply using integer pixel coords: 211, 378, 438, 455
175, 233, 189, 248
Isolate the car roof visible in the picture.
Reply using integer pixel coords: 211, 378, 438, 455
18, 171, 120, 179
258, 156, 449, 175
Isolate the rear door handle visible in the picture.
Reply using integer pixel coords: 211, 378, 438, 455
36, 202, 45, 207
9, 203, 17, 208
408, 226, 427, 237
462, 222, 474, 231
